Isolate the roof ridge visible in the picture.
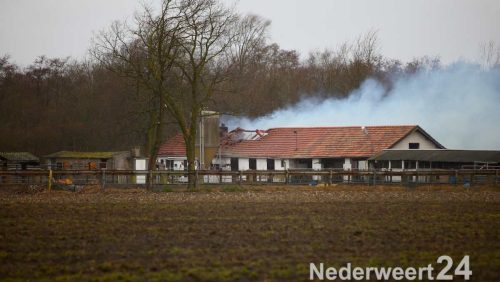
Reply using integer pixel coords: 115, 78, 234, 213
266, 125, 418, 130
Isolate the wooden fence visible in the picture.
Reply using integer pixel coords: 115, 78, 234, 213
1, 169, 499, 188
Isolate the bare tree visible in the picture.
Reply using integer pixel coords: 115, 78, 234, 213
92, 0, 184, 187
226, 14, 270, 73
92, 0, 239, 188
158, 0, 237, 187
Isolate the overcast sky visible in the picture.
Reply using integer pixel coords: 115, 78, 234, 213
1, 0, 499, 66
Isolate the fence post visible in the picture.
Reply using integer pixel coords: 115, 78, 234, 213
329, 170, 333, 186
455, 170, 459, 185
496, 170, 499, 185
285, 169, 289, 185
238, 170, 242, 186
195, 169, 199, 189
48, 169, 52, 192
101, 170, 106, 190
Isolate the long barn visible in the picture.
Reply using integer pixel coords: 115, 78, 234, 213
157, 125, 445, 172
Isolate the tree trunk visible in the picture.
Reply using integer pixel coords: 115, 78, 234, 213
185, 133, 197, 189
146, 99, 164, 190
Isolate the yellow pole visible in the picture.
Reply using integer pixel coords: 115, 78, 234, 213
48, 169, 52, 192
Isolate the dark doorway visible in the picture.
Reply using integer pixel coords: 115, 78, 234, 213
322, 158, 344, 169
267, 159, 275, 170
296, 159, 313, 169
230, 158, 239, 171
249, 158, 256, 170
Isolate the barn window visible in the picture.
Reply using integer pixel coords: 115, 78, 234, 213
405, 161, 417, 169
419, 161, 431, 169
409, 143, 420, 149
391, 161, 402, 169
100, 159, 107, 169
374, 161, 389, 169
166, 160, 174, 170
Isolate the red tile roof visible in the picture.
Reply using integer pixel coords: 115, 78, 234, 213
158, 133, 186, 157
222, 126, 419, 158
158, 125, 436, 159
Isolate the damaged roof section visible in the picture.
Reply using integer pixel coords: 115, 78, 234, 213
223, 128, 268, 143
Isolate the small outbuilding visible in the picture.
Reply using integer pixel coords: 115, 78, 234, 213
0, 152, 40, 170
44, 151, 132, 170
0, 152, 40, 184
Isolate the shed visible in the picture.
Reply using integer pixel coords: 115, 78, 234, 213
44, 151, 131, 170
0, 152, 40, 170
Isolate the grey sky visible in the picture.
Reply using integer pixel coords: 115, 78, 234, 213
1, 0, 499, 66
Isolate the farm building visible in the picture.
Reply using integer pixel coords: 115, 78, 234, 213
43, 150, 149, 184
157, 110, 221, 171
158, 125, 445, 172
0, 152, 40, 184
45, 151, 134, 170
0, 152, 40, 170
370, 149, 500, 170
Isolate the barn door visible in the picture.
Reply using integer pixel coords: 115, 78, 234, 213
230, 158, 239, 171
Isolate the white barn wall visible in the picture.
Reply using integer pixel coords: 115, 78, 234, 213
312, 158, 321, 181
275, 159, 287, 170
391, 131, 441, 149
256, 159, 267, 170
238, 158, 249, 171
312, 159, 322, 170
343, 158, 351, 181
212, 157, 231, 171
343, 158, 352, 170
358, 160, 368, 170
134, 159, 147, 184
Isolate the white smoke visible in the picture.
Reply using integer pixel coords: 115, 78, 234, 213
225, 63, 500, 149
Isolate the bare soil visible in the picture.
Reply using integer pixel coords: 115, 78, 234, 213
0, 185, 499, 281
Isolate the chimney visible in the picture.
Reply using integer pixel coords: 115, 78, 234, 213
361, 126, 368, 135
219, 123, 228, 137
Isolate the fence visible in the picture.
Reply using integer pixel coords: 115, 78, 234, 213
1, 169, 499, 188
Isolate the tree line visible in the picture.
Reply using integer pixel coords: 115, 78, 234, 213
0, 0, 450, 185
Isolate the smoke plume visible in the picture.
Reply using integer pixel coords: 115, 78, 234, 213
226, 63, 500, 149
